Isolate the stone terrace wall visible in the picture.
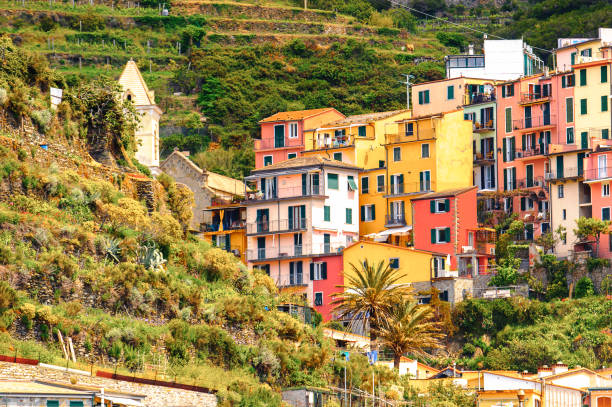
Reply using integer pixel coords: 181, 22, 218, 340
0, 361, 217, 407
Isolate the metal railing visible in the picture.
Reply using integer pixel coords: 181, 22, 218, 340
246, 243, 344, 261
254, 138, 303, 150
584, 166, 612, 181
202, 220, 246, 232
516, 176, 545, 188
513, 115, 556, 130
385, 214, 407, 227
545, 167, 583, 180
386, 181, 435, 196
308, 135, 355, 150
473, 121, 495, 132
385, 128, 436, 144
246, 218, 307, 234
520, 92, 551, 104
245, 185, 322, 201
474, 151, 495, 162
516, 145, 548, 158
466, 92, 495, 105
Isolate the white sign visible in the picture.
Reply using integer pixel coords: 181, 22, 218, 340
50, 87, 63, 108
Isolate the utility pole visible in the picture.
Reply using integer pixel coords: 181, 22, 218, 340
400, 74, 415, 110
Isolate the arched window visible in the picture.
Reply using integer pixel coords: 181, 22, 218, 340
598, 396, 611, 407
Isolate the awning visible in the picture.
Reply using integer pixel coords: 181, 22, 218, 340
375, 225, 413, 237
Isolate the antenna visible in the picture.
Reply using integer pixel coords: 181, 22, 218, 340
399, 74, 415, 110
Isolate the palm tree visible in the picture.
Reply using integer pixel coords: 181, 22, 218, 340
376, 299, 445, 370
331, 259, 411, 342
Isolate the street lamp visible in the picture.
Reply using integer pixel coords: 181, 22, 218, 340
517, 389, 526, 407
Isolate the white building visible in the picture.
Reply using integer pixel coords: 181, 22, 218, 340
446, 39, 545, 80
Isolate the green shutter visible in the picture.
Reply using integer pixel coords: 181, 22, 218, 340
603, 129, 609, 140
360, 205, 365, 221
300, 205, 305, 227
503, 169, 508, 191
522, 134, 526, 151
310, 262, 314, 280
358, 125, 366, 137
425, 90, 430, 103
510, 137, 516, 161
288, 206, 293, 230
274, 125, 285, 148
47, 402, 60, 407
505, 108, 512, 133
571, 52, 576, 65
324, 205, 330, 222
602, 66, 608, 83
557, 156, 564, 179
430, 200, 435, 213
70, 402, 84, 407
502, 85, 506, 98
346, 208, 352, 224
602, 95, 609, 112
322, 262, 327, 279
447, 85, 454, 100
581, 99, 587, 115
580, 69, 587, 86
431, 229, 436, 244
371, 205, 375, 220
512, 167, 517, 189
521, 197, 526, 211
302, 173, 307, 195
562, 75, 566, 88
418, 91, 423, 105
327, 173, 339, 189
581, 132, 588, 149
566, 98, 573, 122
502, 138, 507, 162
444, 198, 450, 212
444, 228, 451, 243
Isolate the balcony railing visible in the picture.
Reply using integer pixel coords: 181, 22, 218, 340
386, 181, 435, 197
516, 176, 545, 189
245, 185, 323, 202
519, 92, 551, 104
466, 93, 495, 105
247, 243, 344, 261
512, 115, 556, 131
308, 135, 355, 150
516, 146, 548, 158
246, 218, 307, 234
202, 220, 246, 232
584, 166, 612, 181
385, 128, 436, 144
385, 214, 407, 227
474, 151, 495, 162
545, 167, 583, 180
478, 179, 496, 190
254, 138, 303, 150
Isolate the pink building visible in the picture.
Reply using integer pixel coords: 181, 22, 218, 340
412, 187, 495, 278
255, 108, 345, 169
311, 254, 343, 321
244, 156, 359, 306
583, 143, 612, 258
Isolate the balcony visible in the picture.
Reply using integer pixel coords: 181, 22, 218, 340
307, 134, 355, 151
254, 138, 303, 151
245, 185, 323, 202
247, 243, 344, 261
211, 196, 244, 207
246, 218, 307, 235
385, 214, 407, 227
512, 115, 556, 132
585, 166, 612, 182
516, 176, 546, 189
473, 121, 495, 133
545, 167, 583, 181
519, 92, 551, 105
202, 220, 246, 233
465, 92, 495, 105
474, 150, 495, 164
385, 127, 436, 144
515, 146, 549, 159
384, 181, 435, 198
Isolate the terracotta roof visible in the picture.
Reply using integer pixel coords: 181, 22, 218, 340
250, 155, 360, 172
322, 110, 409, 127
0, 381, 92, 395
118, 60, 155, 106
411, 186, 477, 201
259, 108, 340, 123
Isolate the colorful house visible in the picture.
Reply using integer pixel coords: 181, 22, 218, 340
254, 108, 345, 169
583, 143, 612, 257
555, 28, 612, 72
244, 156, 359, 306
202, 198, 247, 264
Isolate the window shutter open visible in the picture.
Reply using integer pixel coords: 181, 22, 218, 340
430, 200, 435, 213
521, 197, 526, 211
310, 263, 314, 280
371, 205, 375, 220
522, 134, 526, 151
601, 66, 608, 83
418, 91, 423, 105
502, 138, 507, 162
562, 75, 566, 88
431, 229, 436, 244
301, 205, 306, 227
288, 207, 293, 230
503, 169, 508, 191
502, 85, 506, 98
361, 205, 365, 221
512, 167, 517, 189
302, 173, 307, 195
444, 228, 451, 243
511, 137, 516, 160
322, 262, 327, 279
444, 199, 450, 212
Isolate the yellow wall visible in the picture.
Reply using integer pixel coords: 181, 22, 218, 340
574, 62, 611, 143
342, 241, 432, 286
359, 168, 387, 236
478, 391, 541, 407
435, 110, 474, 191
203, 229, 247, 264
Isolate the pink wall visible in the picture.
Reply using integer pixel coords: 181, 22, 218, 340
312, 254, 343, 321
255, 121, 305, 169
585, 150, 612, 258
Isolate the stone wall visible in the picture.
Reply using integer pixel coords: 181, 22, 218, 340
0, 361, 217, 407
432, 278, 474, 304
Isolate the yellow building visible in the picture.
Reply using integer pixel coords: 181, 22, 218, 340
358, 167, 388, 236
202, 200, 248, 264
383, 110, 473, 229
342, 240, 438, 292
302, 110, 411, 169
118, 60, 163, 171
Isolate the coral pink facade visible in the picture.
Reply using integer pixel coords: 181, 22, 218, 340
584, 146, 612, 258
311, 254, 343, 321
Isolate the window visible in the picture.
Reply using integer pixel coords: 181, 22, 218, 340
566, 98, 573, 123
263, 155, 273, 166
311, 262, 327, 280
379, 160, 385, 168
604, 129, 610, 140
377, 175, 385, 192
323, 233, 331, 253
347, 175, 357, 191
327, 173, 339, 190
390, 174, 404, 194
558, 185, 564, 198
69, 403, 84, 407
566, 127, 574, 144
389, 258, 399, 269
47, 402, 60, 407
562, 209, 567, 220
504, 167, 516, 191
314, 292, 323, 306
501, 83, 514, 98
258, 264, 270, 275
421, 143, 430, 158
274, 124, 285, 148
433, 257, 445, 277
604, 184, 610, 197
361, 176, 369, 193
419, 170, 431, 191
287, 152, 297, 159
358, 125, 366, 137
431, 198, 449, 213
418, 90, 430, 104
361, 204, 375, 222
602, 95, 609, 112
581, 48, 592, 57
505, 107, 512, 133
333, 152, 342, 161
393, 147, 401, 162
288, 122, 298, 138
323, 205, 330, 222
503, 136, 515, 162
346, 208, 352, 224
447, 85, 454, 100
602, 65, 608, 83
289, 261, 303, 285
603, 207, 611, 221
405, 122, 414, 136
580, 98, 587, 115
579, 68, 587, 86
431, 227, 451, 243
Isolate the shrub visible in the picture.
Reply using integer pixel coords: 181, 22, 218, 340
31, 109, 53, 134
19, 303, 36, 320
202, 248, 240, 281
0, 88, 7, 106
574, 277, 595, 298
150, 212, 183, 244
36, 306, 59, 326
101, 198, 148, 230
0, 281, 17, 312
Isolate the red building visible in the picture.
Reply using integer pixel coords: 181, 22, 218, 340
255, 108, 345, 169
310, 253, 343, 321
412, 187, 495, 278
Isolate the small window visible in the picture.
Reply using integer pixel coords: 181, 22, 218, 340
362, 204, 375, 222
379, 160, 385, 168
393, 147, 401, 162
418, 90, 430, 105
562, 209, 566, 220
580, 68, 587, 86
288, 152, 297, 159
333, 152, 342, 161
288, 122, 298, 139
604, 184, 610, 197
603, 207, 611, 221
346, 208, 353, 224
327, 173, 339, 190
405, 122, 414, 136
69, 402, 84, 407
602, 65, 608, 83
314, 292, 323, 306
389, 258, 399, 269
558, 185, 564, 198
433, 199, 448, 213
566, 98, 574, 123
566, 127, 574, 144
432, 228, 450, 243
323, 205, 330, 222
358, 125, 366, 137
421, 143, 430, 158
447, 85, 454, 100
361, 176, 369, 194
377, 175, 385, 192
263, 156, 273, 166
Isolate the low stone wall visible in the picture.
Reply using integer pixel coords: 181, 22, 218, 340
0, 361, 217, 407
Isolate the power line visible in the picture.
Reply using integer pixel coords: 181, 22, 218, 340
387, 0, 554, 54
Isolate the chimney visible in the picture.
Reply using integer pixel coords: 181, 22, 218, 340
468, 44, 474, 55
201, 168, 209, 186
538, 365, 553, 378
552, 362, 568, 375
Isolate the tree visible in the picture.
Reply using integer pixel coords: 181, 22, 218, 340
574, 217, 611, 257
331, 260, 411, 342
489, 256, 520, 287
376, 299, 444, 370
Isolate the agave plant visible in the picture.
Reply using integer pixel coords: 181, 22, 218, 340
102, 236, 122, 263
136, 241, 166, 272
